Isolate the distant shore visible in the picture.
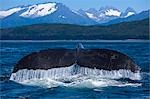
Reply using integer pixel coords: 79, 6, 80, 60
0, 39, 149, 43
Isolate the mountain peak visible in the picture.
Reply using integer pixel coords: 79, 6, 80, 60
99, 6, 121, 17
0, 2, 146, 28
86, 8, 98, 13
121, 7, 136, 18
125, 7, 136, 13
19, 2, 58, 18
0, 2, 97, 28
99, 6, 119, 11
0, 2, 59, 19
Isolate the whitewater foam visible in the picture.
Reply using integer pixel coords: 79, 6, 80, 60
67, 78, 141, 88
10, 64, 141, 83
14, 75, 141, 89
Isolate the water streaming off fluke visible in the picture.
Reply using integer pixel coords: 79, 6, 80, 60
10, 64, 141, 82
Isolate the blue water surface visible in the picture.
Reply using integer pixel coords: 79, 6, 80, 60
0, 41, 150, 99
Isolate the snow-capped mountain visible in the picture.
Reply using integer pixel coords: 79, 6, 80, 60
19, 3, 57, 18
77, 7, 137, 23
0, 2, 96, 28
104, 10, 149, 25
78, 7, 122, 23
0, 3, 58, 19
0, 2, 147, 28
99, 7, 121, 17
121, 7, 136, 18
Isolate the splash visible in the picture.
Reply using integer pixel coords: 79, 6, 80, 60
13, 75, 141, 89
10, 65, 141, 88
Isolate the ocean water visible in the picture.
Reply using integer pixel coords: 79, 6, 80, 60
0, 40, 150, 99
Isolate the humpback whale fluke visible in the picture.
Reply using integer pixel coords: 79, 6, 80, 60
10, 43, 141, 82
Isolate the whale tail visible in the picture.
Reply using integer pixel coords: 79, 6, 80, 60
10, 43, 141, 83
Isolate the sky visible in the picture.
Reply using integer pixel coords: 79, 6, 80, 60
0, 0, 149, 12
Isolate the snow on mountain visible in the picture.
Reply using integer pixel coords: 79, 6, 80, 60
0, 3, 58, 19
85, 12, 98, 20
0, 2, 97, 28
78, 7, 138, 24
98, 7, 121, 17
0, 2, 142, 28
124, 12, 135, 18
0, 7, 23, 18
104, 10, 149, 25
104, 9, 121, 16
121, 7, 136, 18
20, 3, 57, 18
78, 7, 121, 23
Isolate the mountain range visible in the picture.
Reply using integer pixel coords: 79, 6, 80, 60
1, 18, 149, 40
0, 2, 149, 28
